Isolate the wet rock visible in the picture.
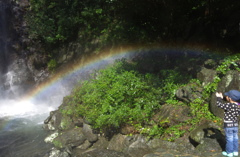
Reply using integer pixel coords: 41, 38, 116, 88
72, 117, 84, 128
43, 110, 62, 131
127, 135, 152, 157
52, 127, 86, 149
82, 123, 98, 143
174, 137, 197, 154
27, 53, 49, 85
75, 148, 130, 157
2, 58, 35, 97
46, 148, 70, 157
44, 132, 59, 143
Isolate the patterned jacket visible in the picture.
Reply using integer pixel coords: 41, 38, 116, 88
216, 97, 240, 127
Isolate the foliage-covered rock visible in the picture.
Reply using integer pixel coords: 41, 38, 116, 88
210, 70, 240, 118
63, 61, 162, 130
176, 82, 203, 103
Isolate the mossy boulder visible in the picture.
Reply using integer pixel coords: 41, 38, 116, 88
52, 127, 86, 149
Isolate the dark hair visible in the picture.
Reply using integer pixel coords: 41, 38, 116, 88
223, 96, 227, 101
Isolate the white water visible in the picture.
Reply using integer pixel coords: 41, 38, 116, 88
0, 99, 54, 118
0, 69, 56, 119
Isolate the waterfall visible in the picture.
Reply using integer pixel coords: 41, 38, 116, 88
0, 0, 10, 98
0, 0, 9, 75
0, 0, 19, 106
0, 0, 38, 118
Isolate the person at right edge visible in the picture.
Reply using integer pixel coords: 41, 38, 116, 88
216, 90, 240, 157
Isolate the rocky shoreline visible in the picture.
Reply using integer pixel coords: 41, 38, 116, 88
42, 107, 226, 157
42, 109, 222, 157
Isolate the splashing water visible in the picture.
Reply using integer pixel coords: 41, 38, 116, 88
0, 100, 55, 118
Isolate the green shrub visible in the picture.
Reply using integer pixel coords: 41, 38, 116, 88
64, 61, 161, 130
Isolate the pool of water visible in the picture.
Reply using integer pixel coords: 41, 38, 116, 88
0, 115, 53, 157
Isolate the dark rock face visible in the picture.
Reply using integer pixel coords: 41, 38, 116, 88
153, 104, 191, 125
189, 121, 224, 149
210, 70, 240, 118
4, 58, 34, 86
0, 0, 13, 75
0, 0, 50, 99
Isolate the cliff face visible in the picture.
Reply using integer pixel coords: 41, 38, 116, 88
0, 0, 51, 97
0, 0, 16, 76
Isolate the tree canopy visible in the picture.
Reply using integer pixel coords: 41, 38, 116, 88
26, 0, 240, 51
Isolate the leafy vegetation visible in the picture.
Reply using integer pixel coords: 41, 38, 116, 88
26, 0, 240, 52
62, 60, 162, 130
26, 0, 148, 49
61, 54, 240, 141
203, 54, 240, 97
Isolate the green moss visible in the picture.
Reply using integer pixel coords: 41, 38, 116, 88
52, 139, 63, 149
60, 117, 72, 130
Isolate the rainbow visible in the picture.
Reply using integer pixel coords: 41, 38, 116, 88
24, 46, 138, 102
22, 44, 226, 108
